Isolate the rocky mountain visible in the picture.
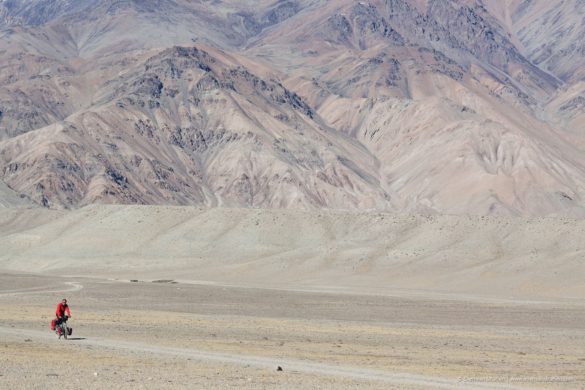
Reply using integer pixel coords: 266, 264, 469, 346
0, 45, 390, 209
0, 0, 583, 216
0, 0, 94, 26
0, 178, 34, 207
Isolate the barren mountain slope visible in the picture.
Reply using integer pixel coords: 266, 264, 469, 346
356, 97, 585, 216
0, 0, 94, 26
482, 0, 585, 145
0, 45, 391, 209
0, 178, 34, 207
0, 0, 313, 139
544, 82, 585, 144
1, 205, 584, 299
507, 0, 585, 84
248, 0, 560, 103
0, 0, 583, 215
245, 0, 585, 215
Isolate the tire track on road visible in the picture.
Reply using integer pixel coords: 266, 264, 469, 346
0, 326, 530, 390
0, 281, 83, 296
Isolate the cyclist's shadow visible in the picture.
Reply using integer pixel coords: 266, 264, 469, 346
66, 337, 86, 340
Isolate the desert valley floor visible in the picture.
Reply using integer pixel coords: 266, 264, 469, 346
1, 206, 585, 389
1, 274, 584, 389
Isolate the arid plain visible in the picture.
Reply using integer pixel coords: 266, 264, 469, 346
1, 206, 584, 389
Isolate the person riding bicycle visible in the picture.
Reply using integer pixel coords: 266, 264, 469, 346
51, 298, 71, 333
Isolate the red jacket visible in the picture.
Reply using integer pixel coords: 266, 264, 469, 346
56, 302, 71, 318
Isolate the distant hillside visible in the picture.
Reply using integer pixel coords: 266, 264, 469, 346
0, 180, 35, 208
0, 0, 583, 216
0, 205, 584, 299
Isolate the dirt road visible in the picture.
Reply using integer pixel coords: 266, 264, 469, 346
1, 274, 584, 389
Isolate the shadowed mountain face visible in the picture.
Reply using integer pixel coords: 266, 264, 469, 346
0, 0, 584, 216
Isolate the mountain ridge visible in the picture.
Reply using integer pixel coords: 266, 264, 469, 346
0, 0, 583, 216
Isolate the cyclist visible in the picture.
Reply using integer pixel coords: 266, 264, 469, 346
51, 298, 72, 335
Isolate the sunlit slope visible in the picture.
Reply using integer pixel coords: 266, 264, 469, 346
1, 205, 583, 299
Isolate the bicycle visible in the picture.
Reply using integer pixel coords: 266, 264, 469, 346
55, 315, 71, 340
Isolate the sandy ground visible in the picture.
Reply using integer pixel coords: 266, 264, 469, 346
1, 205, 585, 301
1, 274, 584, 389
1, 206, 585, 388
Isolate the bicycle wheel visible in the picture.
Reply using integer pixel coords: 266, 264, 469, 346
61, 323, 68, 340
